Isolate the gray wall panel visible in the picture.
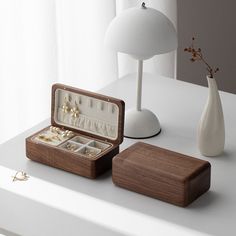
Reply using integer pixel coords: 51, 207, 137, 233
177, 0, 236, 93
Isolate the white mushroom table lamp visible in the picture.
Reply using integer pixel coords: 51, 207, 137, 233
105, 2, 177, 138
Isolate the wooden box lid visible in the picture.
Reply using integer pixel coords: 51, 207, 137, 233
113, 142, 211, 206
51, 84, 125, 145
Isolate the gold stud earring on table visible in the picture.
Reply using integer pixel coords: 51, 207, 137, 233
12, 171, 29, 182
71, 101, 79, 125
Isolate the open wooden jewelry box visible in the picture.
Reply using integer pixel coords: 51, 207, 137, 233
26, 84, 125, 178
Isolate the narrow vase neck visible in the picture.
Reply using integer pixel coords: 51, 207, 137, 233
206, 76, 221, 104
207, 76, 218, 92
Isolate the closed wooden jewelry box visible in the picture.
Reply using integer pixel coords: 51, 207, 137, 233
113, 142, 211, 207
26, 83, 125, 178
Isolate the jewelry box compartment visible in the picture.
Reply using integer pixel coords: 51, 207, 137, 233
26, 83, 125, 179
33, 126, 74, 146
32, 126, 112, 159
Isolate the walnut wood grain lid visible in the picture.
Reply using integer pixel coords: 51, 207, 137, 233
51, 83, 125, 145
114, 142, 211, 182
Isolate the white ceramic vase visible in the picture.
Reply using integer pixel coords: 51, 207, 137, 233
197, 76, 225, 156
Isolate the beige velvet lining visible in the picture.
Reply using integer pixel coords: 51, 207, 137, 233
54, 89, 119, 140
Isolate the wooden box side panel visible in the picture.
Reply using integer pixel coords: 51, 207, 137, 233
186, 165, 211, 205
26, 138, 94, 178
26, 137, 119, 178
112, 151, 211, 207
112, 158, 186, 206
95, 146, 119, 177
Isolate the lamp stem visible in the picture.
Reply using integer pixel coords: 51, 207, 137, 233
136, 60, 143, 111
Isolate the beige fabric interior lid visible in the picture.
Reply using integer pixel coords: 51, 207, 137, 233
51, 84, 125, 145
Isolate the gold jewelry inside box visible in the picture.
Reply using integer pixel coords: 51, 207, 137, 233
55, 89, 119, 141
65, 143, 77, 152
35, 126, 74, 146
26, 83, 124, 179
85, 149, 101, 157
34, 126, 111, 159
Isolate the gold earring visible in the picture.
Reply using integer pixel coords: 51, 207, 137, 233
71, 101, 79, 118
62, 97, 70, 122
65, 143, 77, 152
52, 134, 62, 141
12, 171, 29, 182
84, 149, 101, 157
61, 130, 74, 138
50, 126, 60, 134
38, 134, 53, 142
62, 97, 70, 114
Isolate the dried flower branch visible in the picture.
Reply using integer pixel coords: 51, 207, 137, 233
184, 37, 219, 78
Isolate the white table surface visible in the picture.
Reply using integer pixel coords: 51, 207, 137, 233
0, 74, 236, 236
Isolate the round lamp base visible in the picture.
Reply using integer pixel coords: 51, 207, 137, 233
124, 108, 161, 139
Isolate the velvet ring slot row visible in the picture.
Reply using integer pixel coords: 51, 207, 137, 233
26, 84, 125, 178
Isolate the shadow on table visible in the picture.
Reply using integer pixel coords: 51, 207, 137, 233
1, 129, 235, 236
0, 190, 127, 236
0, 228, 20, 236
23, 161, 229, 236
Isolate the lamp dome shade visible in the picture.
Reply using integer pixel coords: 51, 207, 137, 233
104, 4, 178, 60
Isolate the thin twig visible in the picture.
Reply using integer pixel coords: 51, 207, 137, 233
184, 37, 219, 78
